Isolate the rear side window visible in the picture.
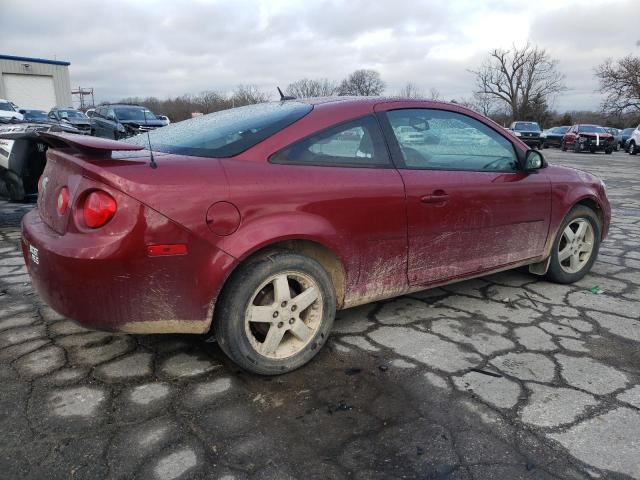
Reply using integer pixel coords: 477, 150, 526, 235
124, 102, 313, 158
270, 116, 391, 167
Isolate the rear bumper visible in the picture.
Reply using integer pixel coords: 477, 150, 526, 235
21, 208, 236, 334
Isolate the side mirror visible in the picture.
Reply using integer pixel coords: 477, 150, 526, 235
524, 150, 544, 172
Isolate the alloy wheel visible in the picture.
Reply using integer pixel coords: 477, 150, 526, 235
244, 271, 323, 359
558, 218, 595, 274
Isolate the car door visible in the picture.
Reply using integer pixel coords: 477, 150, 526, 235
91, 107, 104, 137
104, 108, 118, 139
256, 114, 408, 304
376, 104, 551, 286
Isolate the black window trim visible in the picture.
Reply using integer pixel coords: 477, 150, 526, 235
376, 107, 526, 173
268, 114, 395, 169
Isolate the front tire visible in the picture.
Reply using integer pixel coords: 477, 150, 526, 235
545, 206, 601, 284
630, 141, 638, 155
573, 140, 581, 153
561, 140, 567, 151
214, 251, 336, 375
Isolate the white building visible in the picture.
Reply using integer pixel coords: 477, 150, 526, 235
0, 54, 72, 110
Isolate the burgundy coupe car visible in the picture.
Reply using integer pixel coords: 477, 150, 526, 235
21, 98, 610, 374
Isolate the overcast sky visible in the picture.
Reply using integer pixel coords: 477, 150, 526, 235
1, 0, 638, 111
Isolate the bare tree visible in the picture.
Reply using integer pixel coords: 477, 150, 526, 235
458, 91, 498, 117
398, 82, 423, 98
229, 85, 270, 107
470, 43, 565, 120
428, 87, 441, 101
338, 69, 385, 96
286, 78, 337, 98
595, 55, 640, 114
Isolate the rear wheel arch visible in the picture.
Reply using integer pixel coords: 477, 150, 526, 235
219, 238, 347, 310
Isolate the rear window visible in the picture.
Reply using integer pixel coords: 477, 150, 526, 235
124, 102, 313, 158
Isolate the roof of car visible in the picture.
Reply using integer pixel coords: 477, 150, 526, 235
298, 96, 457, 107
99, 104, 144, 108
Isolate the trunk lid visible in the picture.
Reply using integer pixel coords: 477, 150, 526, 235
34, 132, 229, 240
36, 133, 145, 234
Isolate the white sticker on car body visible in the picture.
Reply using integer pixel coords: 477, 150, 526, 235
29, 244, 39, 265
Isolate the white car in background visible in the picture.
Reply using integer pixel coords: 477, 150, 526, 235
628, 125, 640, 155
0, 99, 24, 121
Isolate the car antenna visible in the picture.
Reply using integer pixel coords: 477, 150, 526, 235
142, 107, 157, 169
277, 86, 296, 101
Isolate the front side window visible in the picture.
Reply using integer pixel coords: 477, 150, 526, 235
125, 102, 313, 158
385, 109, 518, 172
270, 116, 391, 167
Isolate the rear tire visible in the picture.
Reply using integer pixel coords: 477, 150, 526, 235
605, 147, 612, 155
3, 171, 26, 202
545, 205, 601, 284
214, 251, 336, 375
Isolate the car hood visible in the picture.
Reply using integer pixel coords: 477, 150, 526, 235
0, 121, 81, 134
545, 163, 601, 185
62, 118, 90, 126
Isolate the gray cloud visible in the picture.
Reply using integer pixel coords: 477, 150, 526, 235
0, 0, 636, 111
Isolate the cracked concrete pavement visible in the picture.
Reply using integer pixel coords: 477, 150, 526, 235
0, 149, 638, 479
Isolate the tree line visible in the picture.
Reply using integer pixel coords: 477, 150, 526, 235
116, 47, 640, 128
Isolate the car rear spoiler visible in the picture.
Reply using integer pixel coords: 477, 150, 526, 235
38, 132, 145, 157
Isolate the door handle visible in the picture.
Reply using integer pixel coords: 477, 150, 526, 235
421, 190, 450, 204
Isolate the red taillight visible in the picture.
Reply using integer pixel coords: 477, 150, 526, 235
83, 190, 117, 228
57, 187, 69, 215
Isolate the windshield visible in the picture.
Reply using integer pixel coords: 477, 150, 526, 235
115, 107, 158, 121
124, 102, 313, 158
0, 102, 15, 112
578, 125, 606, 133
514, 122, 540, 131
23, 110, 49, 121
58, 109, 87, 119
553, 126, 570, 134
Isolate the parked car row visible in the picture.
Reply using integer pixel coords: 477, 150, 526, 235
0, 103, 172, 200
509, 119, 640, 156
88, 104, 166, 139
